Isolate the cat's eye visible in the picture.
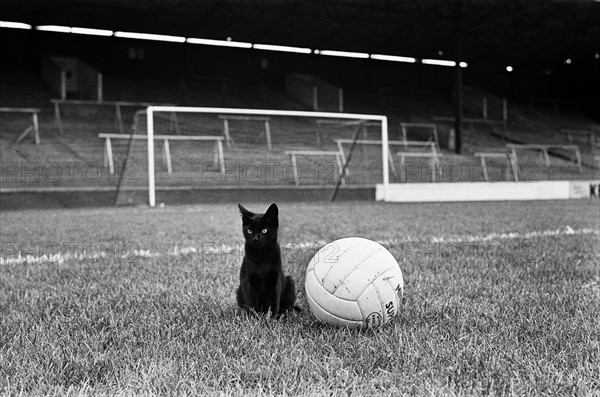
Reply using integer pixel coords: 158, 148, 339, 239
246, 229, 252, 234
261, 228, 268, 234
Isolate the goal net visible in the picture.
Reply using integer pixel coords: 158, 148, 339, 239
111, 106, 391, 206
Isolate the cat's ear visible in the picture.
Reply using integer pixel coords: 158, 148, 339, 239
238, 204, 254, 219
264, 203, 279, 224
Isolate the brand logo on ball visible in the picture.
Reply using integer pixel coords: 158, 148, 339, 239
385, 301, 395, 317
365, 312, 383, 328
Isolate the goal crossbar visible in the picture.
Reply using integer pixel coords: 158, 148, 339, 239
146, 106, 389, 206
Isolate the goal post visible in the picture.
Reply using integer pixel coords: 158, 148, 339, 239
145, 106, 389, 207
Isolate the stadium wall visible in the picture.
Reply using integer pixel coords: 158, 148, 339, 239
376, 181, 596, 202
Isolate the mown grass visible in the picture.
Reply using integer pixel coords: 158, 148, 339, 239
1, 200, 599, 396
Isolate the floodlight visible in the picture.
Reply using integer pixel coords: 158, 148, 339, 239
422, 58, 456, 67
370, 54, 417, 63
71, 27, 113, 37
36, 25, 71, 33
318, 50, 369, 59
0, 21, 32, 29
187, 37, 252, 48
253, 43, 312, 54
114, 31, 185, 43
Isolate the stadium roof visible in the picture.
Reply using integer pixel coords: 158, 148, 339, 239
2, 0, 600, 70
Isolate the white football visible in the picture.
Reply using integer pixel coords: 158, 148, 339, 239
305, 237, 404, 329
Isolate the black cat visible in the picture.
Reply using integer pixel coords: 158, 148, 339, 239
236, 203, 299, 316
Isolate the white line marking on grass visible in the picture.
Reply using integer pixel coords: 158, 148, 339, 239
1, 227, 598, 266
384, 227, 600, 245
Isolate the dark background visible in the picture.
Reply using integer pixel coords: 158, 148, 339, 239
1, 0, 599, 116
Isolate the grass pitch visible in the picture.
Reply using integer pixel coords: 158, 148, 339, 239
1, 200, 599, 396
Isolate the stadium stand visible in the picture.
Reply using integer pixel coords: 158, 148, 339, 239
218, 115, 272, 149
284, 150, 346, 186
474, 152, 518, 182
98, 133, 225, 176
52, 99, 177, 135
0, 107, 41, 144
560, 128, 597, 146
1, 67, 599, 196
